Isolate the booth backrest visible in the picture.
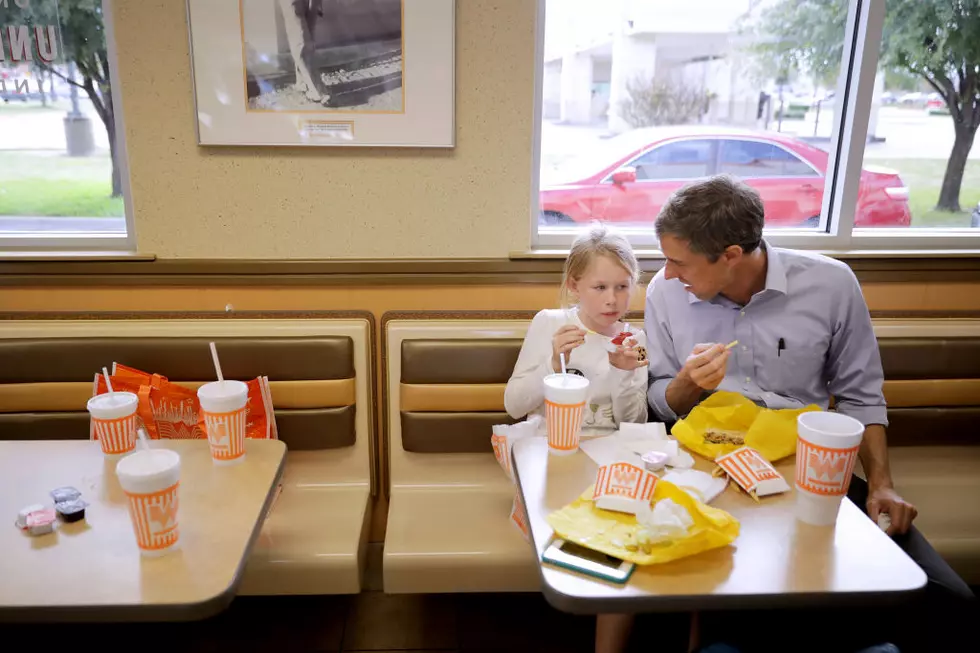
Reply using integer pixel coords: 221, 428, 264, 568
384, 313, 980, 459
0, 314, 376, 488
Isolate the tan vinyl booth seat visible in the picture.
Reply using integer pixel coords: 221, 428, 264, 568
0, 314, 375, 595
874, 321, 980, 585
382, 313, 539, 593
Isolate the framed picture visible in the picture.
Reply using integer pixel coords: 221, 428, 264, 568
186, 0, 455, 147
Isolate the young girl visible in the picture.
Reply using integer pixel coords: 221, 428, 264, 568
504, 222, 648, 431
504, 223, 647, 653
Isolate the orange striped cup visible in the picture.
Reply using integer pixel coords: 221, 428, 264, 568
116, 449, 181, 556
543, 373, 589, 456
198, 381, 249, 466
795, 411, 864, 525
87, 392, 139, 457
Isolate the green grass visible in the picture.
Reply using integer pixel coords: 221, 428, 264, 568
864, 157, 980, 228
0, 151, 123, 217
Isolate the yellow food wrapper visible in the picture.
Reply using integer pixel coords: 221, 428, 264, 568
671, 391, 820, 462
546, 479, 739, 566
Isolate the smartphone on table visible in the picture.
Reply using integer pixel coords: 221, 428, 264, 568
542, 538, 635, 584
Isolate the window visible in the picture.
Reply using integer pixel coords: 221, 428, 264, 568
0, 0, 133, 251
855, 2, 980, 235
632, 139, 713, 181
718, 140, 816, 178
532, 0, 980, 251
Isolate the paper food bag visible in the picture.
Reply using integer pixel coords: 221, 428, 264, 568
671, 391, 820, 462
592, 461, 658, 515
715, 446, 790, 497
92, 363, 277, 441
491, 415, 543, 483
510, 492, 530, 542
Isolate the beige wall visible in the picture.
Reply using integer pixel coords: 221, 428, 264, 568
113, 0, 535, 259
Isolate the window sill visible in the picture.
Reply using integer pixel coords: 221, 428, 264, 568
512, 248, 980, 261
0, 251, 155, 262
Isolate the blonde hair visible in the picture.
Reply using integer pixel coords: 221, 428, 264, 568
559, 222, 640, 307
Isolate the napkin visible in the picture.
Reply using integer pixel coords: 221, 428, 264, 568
636, 498, 694, 545
661, 469, 728, 504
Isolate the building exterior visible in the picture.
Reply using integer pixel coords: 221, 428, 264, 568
543, 0, 776, 132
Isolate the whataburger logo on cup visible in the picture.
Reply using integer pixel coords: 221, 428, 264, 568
198, 380, 249, 465
543, 373, 589, 455
794, 410, 864, 526
796, 439, 860, 496
87, 391, 140, 456
116, 448, 181, 555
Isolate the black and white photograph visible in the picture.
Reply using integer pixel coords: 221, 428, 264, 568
188, 0, 453, 146
241, 0, 404, 112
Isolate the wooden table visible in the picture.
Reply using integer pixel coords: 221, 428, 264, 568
0, 439, 286, 623
512, 436, 927, 614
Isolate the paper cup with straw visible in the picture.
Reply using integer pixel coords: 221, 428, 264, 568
197, 342, 248, 465
87, 366, 139, 457
543, 355, 589, 456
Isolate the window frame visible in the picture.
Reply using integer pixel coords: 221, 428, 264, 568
530, 0, 980, 254
0, 0, 136, 254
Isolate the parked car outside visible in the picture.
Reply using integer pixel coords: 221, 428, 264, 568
539, 126, 912, 228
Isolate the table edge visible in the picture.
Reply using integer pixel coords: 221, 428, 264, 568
0, 439, 288, 624
511, 437, 929, 615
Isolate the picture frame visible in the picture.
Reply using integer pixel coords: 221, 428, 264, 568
186, 0, 455, 147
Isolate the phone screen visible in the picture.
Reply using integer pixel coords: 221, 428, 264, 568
559, 541, 625, 569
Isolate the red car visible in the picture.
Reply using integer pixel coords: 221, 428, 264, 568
539, 127, 911, 228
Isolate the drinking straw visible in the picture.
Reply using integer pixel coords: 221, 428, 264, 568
209, 342, 224, 382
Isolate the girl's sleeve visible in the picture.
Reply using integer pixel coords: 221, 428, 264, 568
504, 310, 556, 419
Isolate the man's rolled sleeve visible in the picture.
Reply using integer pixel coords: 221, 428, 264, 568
648, 377, 678, 422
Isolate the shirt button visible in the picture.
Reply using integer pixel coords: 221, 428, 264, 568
742, 345, 747, 351
740, 311, 746, 317
745, 377, 751, 383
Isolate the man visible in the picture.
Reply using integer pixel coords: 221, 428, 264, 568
644, 175, 974, 647
278, 0, 329, 104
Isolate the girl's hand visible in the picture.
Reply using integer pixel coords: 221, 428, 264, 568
609, 337, 649, 371
552, 324, 586, 372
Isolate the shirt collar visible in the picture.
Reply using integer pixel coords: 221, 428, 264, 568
686, 239, 787, 305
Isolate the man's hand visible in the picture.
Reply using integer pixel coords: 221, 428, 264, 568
867, 485, 917, 536
680, 343, 731, 391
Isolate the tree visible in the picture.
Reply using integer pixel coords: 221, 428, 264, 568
883, 1, 980, 212
619, 78, 710, 129
2, 0, 121, 197
746, 0, 980, 213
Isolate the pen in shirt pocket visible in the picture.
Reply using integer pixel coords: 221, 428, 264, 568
777, 337, 786, 357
